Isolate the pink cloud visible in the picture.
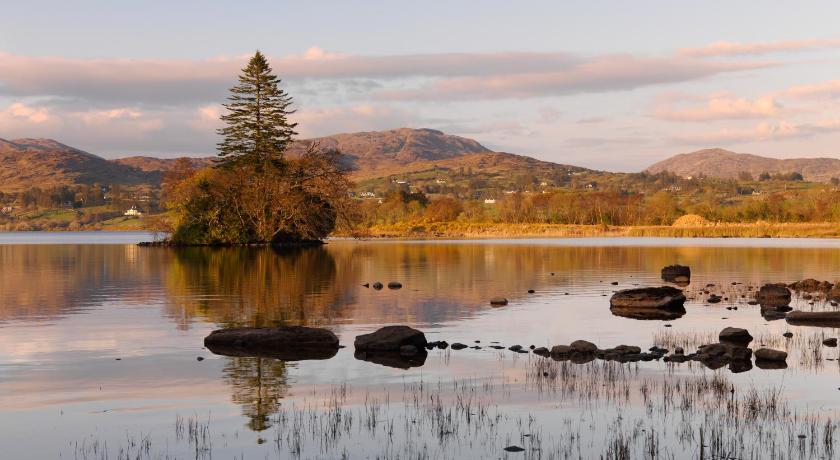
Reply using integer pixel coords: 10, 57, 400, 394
673, 119, 840, 145
379, 55, 770, 100
292, 105, 418, 138
679, 38, 840, 57
653, 93, 782, 121
787, 79, 840, 99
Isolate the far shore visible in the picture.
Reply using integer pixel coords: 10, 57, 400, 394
3, 221, 840, 240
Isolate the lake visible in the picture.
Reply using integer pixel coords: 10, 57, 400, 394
2, 233, 840, 459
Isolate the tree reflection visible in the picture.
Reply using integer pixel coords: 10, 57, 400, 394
222, 356, 289, 432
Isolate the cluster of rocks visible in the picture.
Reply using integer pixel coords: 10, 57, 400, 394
362, 281, 403, 290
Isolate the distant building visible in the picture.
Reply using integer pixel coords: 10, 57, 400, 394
484, 199, 496, 204
359, 191, 376, 198
124, 206, 143, 217
435, 179, 447, 184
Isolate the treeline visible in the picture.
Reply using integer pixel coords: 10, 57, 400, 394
0, 184, 153, 211
355, 186, 840, 228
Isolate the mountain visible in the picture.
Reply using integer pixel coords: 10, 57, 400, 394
0, 129, 588, 193
646, 148, 840, 182
0, 138, 155, 192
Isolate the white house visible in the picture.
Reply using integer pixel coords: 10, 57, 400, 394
484, 199, 496, 204
124, 206, 143, 217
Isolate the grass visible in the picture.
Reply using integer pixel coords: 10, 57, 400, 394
345, 221, 840, 239
67, 357, 840, 459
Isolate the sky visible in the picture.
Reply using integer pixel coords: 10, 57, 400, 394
1, 0, 840, 171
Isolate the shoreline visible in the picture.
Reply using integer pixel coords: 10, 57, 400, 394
3, 222, 840, 240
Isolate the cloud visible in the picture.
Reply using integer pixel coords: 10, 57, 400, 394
679, 38, 840, 57
787, 79, 840, 99
0, 49, 771, 106
292, 105, 418, 138
653, 93, 782, 121
378, 55, 770, 101
673, 119, 840, 145
1, 102, 52, 124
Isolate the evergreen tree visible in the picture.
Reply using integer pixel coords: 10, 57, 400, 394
217, 51, 297, 169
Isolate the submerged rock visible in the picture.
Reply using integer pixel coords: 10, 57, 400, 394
204, 326, 339, 361
354, 326, 427, 352
824, 338, 838, 347
372, 282, 384, 290
609, 287, 686, 309
387, 282, 403, 289
789, 279, 833, 292
489, 297, 509, 306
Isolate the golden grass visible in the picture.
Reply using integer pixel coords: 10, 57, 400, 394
341, 221, 840, 239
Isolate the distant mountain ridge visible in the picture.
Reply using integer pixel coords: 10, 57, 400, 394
646, 148, 840, 182
0, 128, 586, 192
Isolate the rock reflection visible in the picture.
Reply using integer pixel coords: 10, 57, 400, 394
609, 305, 687, 321
354, 350, 428, 369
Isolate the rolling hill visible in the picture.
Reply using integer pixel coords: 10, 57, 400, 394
646, 148, 840, 182
0, 129, 590, 193
0, 138, 155, 192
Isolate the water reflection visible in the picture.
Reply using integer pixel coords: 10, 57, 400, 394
5, 239, 840, 453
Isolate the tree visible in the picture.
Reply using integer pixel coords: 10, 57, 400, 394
164, 52, 352, 245
217, 51, 297, 170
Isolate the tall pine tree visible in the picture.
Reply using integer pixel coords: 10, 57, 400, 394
217, 51, 297, 169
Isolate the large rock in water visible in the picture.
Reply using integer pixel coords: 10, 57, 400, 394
354, 325, 427, 351
755, 348, 787, 362
719, 327, 753, 345
756, 283, 791, 307
610, 287, 686, 309
661, 265, 691, 284
204, 326, 339, 361
786, 311, 840, 327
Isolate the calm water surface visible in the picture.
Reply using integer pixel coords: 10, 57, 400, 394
2, 233, 840, 458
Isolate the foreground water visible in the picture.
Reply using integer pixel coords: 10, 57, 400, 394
3, 233, 840, 458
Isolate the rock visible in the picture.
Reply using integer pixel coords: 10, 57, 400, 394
661, 265, 691, 284
756, 284, 791, 307
823, 338, 838, 347
387, 282, 402, 289
399, 345, 419, 355
204, 326, 339, 361
829, 287, 840, 302
707, 294, 722, 304
354, 326, 427, 352
789, 279, 833, 292
527, 289, 535, 294
451, 343, 468, 350
196, 356, 204, 361
372, 282, 384, 290
362, 283, 370, 288
490, 297, 509, 306
437, 340, 449, 349
503, 445, 525, 453
674, 347, 684, 355
719, 327, 753, 345
754, 348, 787, 362
533, 347, 549, 356
354, 350, 427, 369
761, 308, 788, 321
550, 345, 572, 356
570, 340, 598, 353
786, 311, 840, 327
610, 287, 686, 309
508, 344, 523, 352
610, 281, 619, 285
783, 332, 793, 338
